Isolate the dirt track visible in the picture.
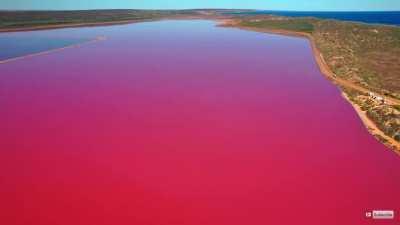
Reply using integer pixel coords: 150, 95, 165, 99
220, 21, 400, 152
223, 23, 400, 106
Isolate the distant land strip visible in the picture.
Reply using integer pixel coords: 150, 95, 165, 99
0, 19, 159, 33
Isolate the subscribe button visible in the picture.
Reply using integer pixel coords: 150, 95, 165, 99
366, 210, 394, 219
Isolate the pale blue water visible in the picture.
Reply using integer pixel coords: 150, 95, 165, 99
0, 36, 88, 61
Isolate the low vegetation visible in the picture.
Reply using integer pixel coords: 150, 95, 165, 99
239, 17, 315, 33
234, 14, 400, 149
313, 20, 400, 98
235, 15, 400, 100
347, 89, 400, 146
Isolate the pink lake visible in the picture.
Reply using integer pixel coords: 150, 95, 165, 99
0, 20, 399, 225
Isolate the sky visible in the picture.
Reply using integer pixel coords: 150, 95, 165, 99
1, 0, 399, 11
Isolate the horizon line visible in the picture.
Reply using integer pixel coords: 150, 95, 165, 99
1, 8, 400, 12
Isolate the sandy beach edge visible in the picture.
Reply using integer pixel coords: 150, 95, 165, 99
218, 19, 400, 154
341, 93, 400, 154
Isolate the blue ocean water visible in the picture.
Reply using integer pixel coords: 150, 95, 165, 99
232, 11, 400, 26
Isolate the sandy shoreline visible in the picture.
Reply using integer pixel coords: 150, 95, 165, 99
342, 93, 400, 154
218, 20, 400, 153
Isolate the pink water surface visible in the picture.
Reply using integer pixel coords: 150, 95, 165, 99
0, 20, 399, 225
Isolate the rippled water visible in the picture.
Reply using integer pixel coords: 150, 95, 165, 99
0, 20, 399, 225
